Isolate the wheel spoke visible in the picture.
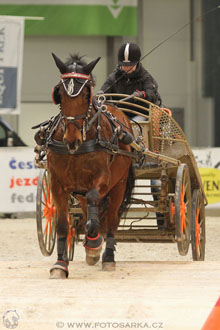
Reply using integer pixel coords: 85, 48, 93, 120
184, 181, 189, 192
42, 185, 48, 204
200, 218, 204, 226
41, 201, 46, 207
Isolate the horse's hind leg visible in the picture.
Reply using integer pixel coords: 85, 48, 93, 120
102, 173, 130, 271
102, 233, 116, 271
84, 189, 104, 265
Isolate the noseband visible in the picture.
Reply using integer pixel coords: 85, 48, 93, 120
60, 72, 93, 141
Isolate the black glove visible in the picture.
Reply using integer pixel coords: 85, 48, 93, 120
133, 90, 146, 99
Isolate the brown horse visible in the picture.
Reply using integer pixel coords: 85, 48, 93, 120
47, 53, 135, 278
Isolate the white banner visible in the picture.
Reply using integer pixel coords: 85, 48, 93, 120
0, 16, 24, 114
192, 147, 220, 169
0, 147, 219, 213
0, 147, 40, 212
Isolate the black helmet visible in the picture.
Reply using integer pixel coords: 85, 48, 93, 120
118, 42, 141, 66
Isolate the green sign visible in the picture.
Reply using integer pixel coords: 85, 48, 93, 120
0, 0, 137, 36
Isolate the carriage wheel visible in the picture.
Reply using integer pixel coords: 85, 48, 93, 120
36, 169, 57, 256
67, 214, 75, 261
191, 189, 205, 261
175, 164, 191, 256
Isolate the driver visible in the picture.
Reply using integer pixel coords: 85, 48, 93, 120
99, 42, 162, 119
100, 42, 164, 227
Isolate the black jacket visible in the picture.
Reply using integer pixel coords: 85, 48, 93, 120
101, 63, 162, 115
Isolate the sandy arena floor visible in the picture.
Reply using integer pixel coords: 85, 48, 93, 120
0, 213, 220, 330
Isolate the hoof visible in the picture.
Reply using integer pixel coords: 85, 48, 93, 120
86, 255, 100, 265
102, 262, 116, 271
84, 234, 103, 265
50, 268, 67, 279
50, 260, 69, 279
85, 246, 102, 265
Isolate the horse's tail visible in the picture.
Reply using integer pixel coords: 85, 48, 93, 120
118, 165, 135, 220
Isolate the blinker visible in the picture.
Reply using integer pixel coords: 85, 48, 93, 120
60, 72, 91, 98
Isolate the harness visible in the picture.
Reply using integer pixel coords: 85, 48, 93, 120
33, 68, 141, 163
46, 102, 138, 159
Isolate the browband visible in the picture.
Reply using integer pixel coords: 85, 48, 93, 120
61, 72, 90, 80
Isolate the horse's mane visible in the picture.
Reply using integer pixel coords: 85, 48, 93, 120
65, 53, 87, 67
65, 53, 96, 86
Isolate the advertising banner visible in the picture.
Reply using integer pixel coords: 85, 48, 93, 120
192, 148, 220, 206
199, 168, 220, 205
0, 0, 137, 36
0, 147, 219, 213
0, 147, 40, 212
0, 16, 24, 114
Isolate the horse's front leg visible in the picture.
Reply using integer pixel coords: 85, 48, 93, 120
84, 189, 104, 265
50, 193, 69, 279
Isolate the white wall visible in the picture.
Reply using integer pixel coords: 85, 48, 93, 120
8, 1, 214, 148
141, 0, 189, 107
18, 35, 107, 146
140, 0, 213, 146
22, 35, 107, 102
19, 103, 56, 146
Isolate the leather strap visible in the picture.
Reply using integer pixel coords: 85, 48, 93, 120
47, 137, 139, 159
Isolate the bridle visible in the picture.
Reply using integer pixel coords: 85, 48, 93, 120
59, 71, 94, 141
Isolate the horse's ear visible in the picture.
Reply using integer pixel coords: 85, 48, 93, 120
52, 53, 69, 74
83, 57, 101, 75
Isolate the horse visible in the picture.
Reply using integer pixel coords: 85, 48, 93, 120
47, 53, 135, 279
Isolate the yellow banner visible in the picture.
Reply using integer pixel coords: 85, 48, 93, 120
199, 168, 220, 204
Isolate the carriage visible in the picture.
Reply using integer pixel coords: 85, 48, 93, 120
35, 91, 207, 267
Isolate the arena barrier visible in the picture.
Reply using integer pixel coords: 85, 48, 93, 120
0, 147, 219, 213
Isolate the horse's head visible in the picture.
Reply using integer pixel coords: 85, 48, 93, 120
52, 53, 101, 153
